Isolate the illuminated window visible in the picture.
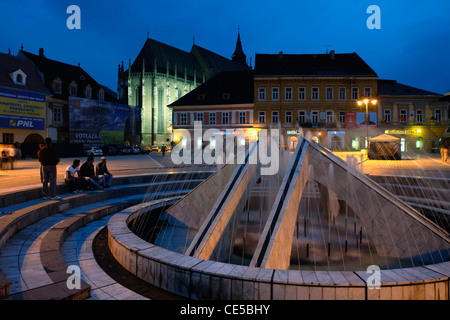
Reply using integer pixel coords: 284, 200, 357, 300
416, 137, 423, 149
351, 137, 360, 150
416, 110, 423, 122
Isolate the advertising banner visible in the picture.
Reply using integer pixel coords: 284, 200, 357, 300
0, 87, 46, 130
69, 97, 140, 146
346, 112, 377, 128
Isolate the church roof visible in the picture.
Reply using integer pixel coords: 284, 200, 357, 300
169, 70, 254, 107
127, 38, 203, 82
231, 32, 247, 65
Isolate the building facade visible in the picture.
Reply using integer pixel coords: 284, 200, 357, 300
18, 48, 121, 145
377, 80, 448, 153
169, 70, 254, 150
0, 52, 49, 153
253, 51, 378, 151
118, 34, 249, 147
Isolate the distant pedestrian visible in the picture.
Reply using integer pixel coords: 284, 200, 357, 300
40, 137, 61, 200
96, 157, 113, 188
161, 145, 167, 156
37, 143, 45, 182
442, 143, 449, 162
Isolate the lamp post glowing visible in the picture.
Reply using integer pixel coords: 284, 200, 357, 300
357, 98, 377, 149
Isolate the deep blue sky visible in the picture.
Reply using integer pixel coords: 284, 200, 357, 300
1, 0, 449, 94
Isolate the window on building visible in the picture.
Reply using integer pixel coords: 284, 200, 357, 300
285, 111, 292, 123
272, 88, 279, 101
416, 137, 423, 150
364, 87, 372, 98
259, 111, 265, 124
53, 107, 62, 125
180, 113, 187, 125
351, 87, 359, 100
435, 109, 442, 122
239, 112, 246, 124
339, 88, 346, 100
298, 87, 306, 100
16, 74, 23, 84
53, 79, 62, 94
272, 111, 279, 124
326, 87, 333, 100
70, 83, 77, 96
209, 112, 216, 125
196, 112, 204, 124
222, 112, 229, 125
98, 89, 104, 101
399, 109, 407, 122
298, 111, 306, 124
312, 111, 319, 124
85, 86, 92, 99
326, 111, 334, 123
258, 88, 266, 101
339, 111, 345, 124
2, 133, 13, 144
384, 109, 391, 123
285, 87, 292, 100
312, 87, 319, 100
416, 109, 423, 122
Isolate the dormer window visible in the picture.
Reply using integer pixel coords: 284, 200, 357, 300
197, 93, 206, 101
222, 93, 230, 100
98, 88, 105, 101
80, 75, 85, 80
85, 85, 92, 99
69, 81, 77, 96
53, 78, 62, 94
9, 69, 27, 85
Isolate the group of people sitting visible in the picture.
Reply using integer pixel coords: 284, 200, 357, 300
64, 156, 113, 193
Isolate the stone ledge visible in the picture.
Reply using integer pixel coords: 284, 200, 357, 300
107, 199, 450, 300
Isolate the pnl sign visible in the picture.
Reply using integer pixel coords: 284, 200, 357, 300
0, 87, 46, 130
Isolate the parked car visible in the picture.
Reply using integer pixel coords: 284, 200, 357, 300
84, 146, 103, 156
117, 145, 132, 155
140, 146, 150, 154
131, 146, 140, 154
151, 145, 159, 153
102, 145, 118, 156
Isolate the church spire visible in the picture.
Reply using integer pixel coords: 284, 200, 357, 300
231, 26, 247, 66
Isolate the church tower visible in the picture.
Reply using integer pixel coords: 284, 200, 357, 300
231, 28, 247, 67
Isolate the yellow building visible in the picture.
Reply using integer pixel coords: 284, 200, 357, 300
0, 52, 49, 155
253, 51, 378, 150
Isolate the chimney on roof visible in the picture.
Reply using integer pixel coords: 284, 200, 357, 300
279, 51, 283, 59
330, 50, 335, 60
39, 48, 44, 57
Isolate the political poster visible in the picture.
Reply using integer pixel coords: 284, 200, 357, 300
69, 97, 140, 146
0, 87, 46, 130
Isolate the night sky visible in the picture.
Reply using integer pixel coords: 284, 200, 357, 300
1, 0, 449, 95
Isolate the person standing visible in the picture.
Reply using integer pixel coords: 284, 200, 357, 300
96, 157, 113, 188
161, 144, 167, 156
443, 143, 449, 162
40, 137, 61, 200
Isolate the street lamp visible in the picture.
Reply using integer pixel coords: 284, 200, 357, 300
357, 98, 377, 149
